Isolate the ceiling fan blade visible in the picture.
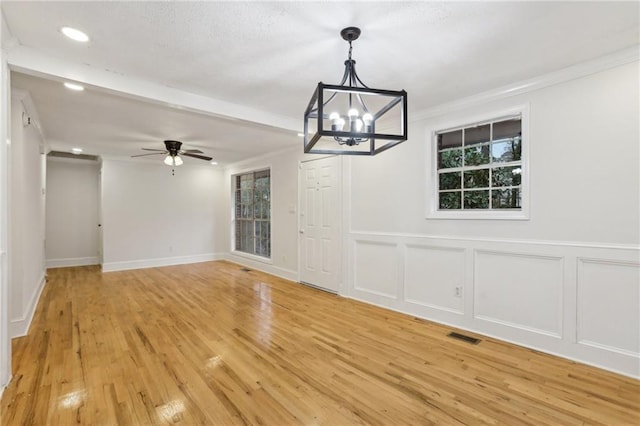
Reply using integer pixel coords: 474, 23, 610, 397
131, 152, 165, 157
182, 149, 204, 154
182, 152, 213, 161
141, 148, 167, 152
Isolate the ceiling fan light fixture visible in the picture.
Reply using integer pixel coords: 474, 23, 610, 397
303, 27, 407, 156
164, 154, 183, 166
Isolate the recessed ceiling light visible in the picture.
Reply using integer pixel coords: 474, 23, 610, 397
71, 148, 83, 154
64, 82, 84, 91
60, 26, 89, 42
210, 161, 218, 165
297, 133, 305, 137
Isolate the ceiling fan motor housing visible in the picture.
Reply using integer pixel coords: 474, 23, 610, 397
165, 140, 182, 156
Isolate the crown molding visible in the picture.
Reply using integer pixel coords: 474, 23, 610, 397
411, 45, 640, 121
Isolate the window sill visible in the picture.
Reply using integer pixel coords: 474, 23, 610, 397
230, 250, 273, 264
427, 209, 529, 220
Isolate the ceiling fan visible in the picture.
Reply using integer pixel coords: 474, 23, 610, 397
132, 140, 213, 167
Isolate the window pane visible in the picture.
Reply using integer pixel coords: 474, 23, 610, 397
234, 190, 242, 218
438, 130, 462, 150
242, 204, 252, 218
464, 124, 490, 146
439, 172, 461, 190
491, 138, 521, 163
241, 189, 252, 204
464, 145, 490, 166
492, 166, 522, 187
492, 188, 521, 209
439, 191, 461, 210
240, 174, 253, 189
464, 190, 489, 209
234, 170, 270, 257
463, 169, 489, 188
438, 148, 462, 169
493, 119, 521, 140
254, 221, 261, 245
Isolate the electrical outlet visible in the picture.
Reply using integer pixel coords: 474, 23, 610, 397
454, 286, 462, 298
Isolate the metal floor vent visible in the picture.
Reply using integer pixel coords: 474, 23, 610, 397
447, 332, 481, 345
240, 268, 252, 272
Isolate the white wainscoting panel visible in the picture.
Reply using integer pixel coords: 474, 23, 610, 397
405, 245, 465, 314
353, 240, 399, 299
474, 250, 564, 337
577, 258, 640, 356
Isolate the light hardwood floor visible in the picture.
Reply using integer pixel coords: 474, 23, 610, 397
1, 261, 638, 425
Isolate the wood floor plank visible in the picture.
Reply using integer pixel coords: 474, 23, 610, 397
1, 261, 638, 425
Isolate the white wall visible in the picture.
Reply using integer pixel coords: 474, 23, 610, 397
101, 159, 225, 271
8, 94, 46, 338
45, 157, 100, 267
349, 62, 639, 245
343, 60, 640, 377
222, 147, 305, 281
0, 42, 11, 394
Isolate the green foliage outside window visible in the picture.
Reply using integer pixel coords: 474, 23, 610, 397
436, 117, 522, 211
235, 169, 271, 257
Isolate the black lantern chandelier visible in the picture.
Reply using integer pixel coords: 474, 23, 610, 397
304, 27, 408, 155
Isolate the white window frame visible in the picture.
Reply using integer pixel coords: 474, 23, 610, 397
426, 105, 530, 220
231, 166, 272, 262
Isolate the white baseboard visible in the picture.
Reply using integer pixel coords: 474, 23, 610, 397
9, 273, 46, 338
102, 253, 223, 272
46, 256, 100, 268
0, 374, 9, 400
223, 254, 298, 282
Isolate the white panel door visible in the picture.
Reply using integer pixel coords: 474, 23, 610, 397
299, 156, 340, 293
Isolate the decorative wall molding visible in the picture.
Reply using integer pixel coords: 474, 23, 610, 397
474, 250, 564, 338
353, 240, 400, 300
344, 231, 640, 378
9, 272, 45, 338
404, 244, 465, 314
349, 230, 640, 251
46, 256, 100, 269
411, 45, 640, 121
102, 253, 223, 273
576, 257, 640, 357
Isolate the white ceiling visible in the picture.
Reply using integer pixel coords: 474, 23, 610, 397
2, 1, 639, 165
